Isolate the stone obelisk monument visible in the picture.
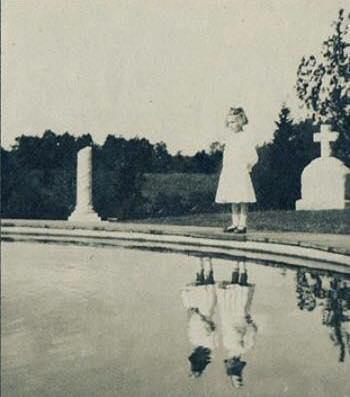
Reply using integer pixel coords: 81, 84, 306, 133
69, 146, 101, 222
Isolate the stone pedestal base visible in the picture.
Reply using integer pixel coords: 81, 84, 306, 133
68, 207, 101, 222
296, 198, 348, 210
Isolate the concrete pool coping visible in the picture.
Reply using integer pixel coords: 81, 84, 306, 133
2, 219, 350, 272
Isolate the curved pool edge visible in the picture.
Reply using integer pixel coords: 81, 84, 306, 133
2, 223, 350, 274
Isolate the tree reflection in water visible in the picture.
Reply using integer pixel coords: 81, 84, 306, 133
296, 269, 350, 362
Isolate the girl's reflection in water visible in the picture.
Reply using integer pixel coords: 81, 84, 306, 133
181, 257, 218, 377
217, 260, 257, 389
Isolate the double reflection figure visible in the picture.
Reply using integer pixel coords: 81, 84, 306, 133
181, 260, 350, 389
181, 257, 257, 388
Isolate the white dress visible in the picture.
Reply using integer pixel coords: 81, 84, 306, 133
181, 285, 218, 350
215, 128, 258, 203
217, 284, 257, 358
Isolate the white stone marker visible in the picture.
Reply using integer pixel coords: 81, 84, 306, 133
69, 146, 101, 222
314, 124, 339, 158
296, 124, 350, 210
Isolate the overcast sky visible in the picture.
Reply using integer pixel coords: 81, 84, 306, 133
2, 0, 349, 153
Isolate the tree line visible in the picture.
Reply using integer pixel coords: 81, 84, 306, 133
1, 9, 349, 219
0, 108, 319, 219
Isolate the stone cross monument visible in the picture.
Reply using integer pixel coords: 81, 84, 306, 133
313, 124, 339, 158
68, 146, 101, 222
296, 124, 350, 210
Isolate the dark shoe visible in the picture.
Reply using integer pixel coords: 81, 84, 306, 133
235, 227, 247, 234
224, 225, 238, 233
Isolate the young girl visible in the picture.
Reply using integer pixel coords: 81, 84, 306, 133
215, 107, 258, 234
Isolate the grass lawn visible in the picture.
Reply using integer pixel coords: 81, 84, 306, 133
141, 173, 350, 234
135, 208, 350, 235
143, 173, 218, 200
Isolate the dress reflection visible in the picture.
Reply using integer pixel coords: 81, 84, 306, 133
217, 260, 257, 388
181, 257, 218, 377
180, 257, 350, 390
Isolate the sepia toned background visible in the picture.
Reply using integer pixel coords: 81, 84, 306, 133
2, 0, 349, 153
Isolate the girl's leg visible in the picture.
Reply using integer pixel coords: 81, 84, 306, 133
231, 203, 240, 227
238, 203, 248, 230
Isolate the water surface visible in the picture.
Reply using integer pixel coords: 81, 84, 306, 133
2, 242, 350, 397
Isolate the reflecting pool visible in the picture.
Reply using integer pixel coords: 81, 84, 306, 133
2, 242, 350, 397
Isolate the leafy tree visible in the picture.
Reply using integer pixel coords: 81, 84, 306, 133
208, 142, 223, 173
92, 134, 153, 219
252, 106, 318, 210
152, 141, 172, 172
209, 141, 225, 154
296, 9, 350, 165
1, 131, 78, 218
76, 133, 93, 151
270, 106, 305, 209
191, 150, 216, 174
1, 131, 150, 220
252, 106, 297, 209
